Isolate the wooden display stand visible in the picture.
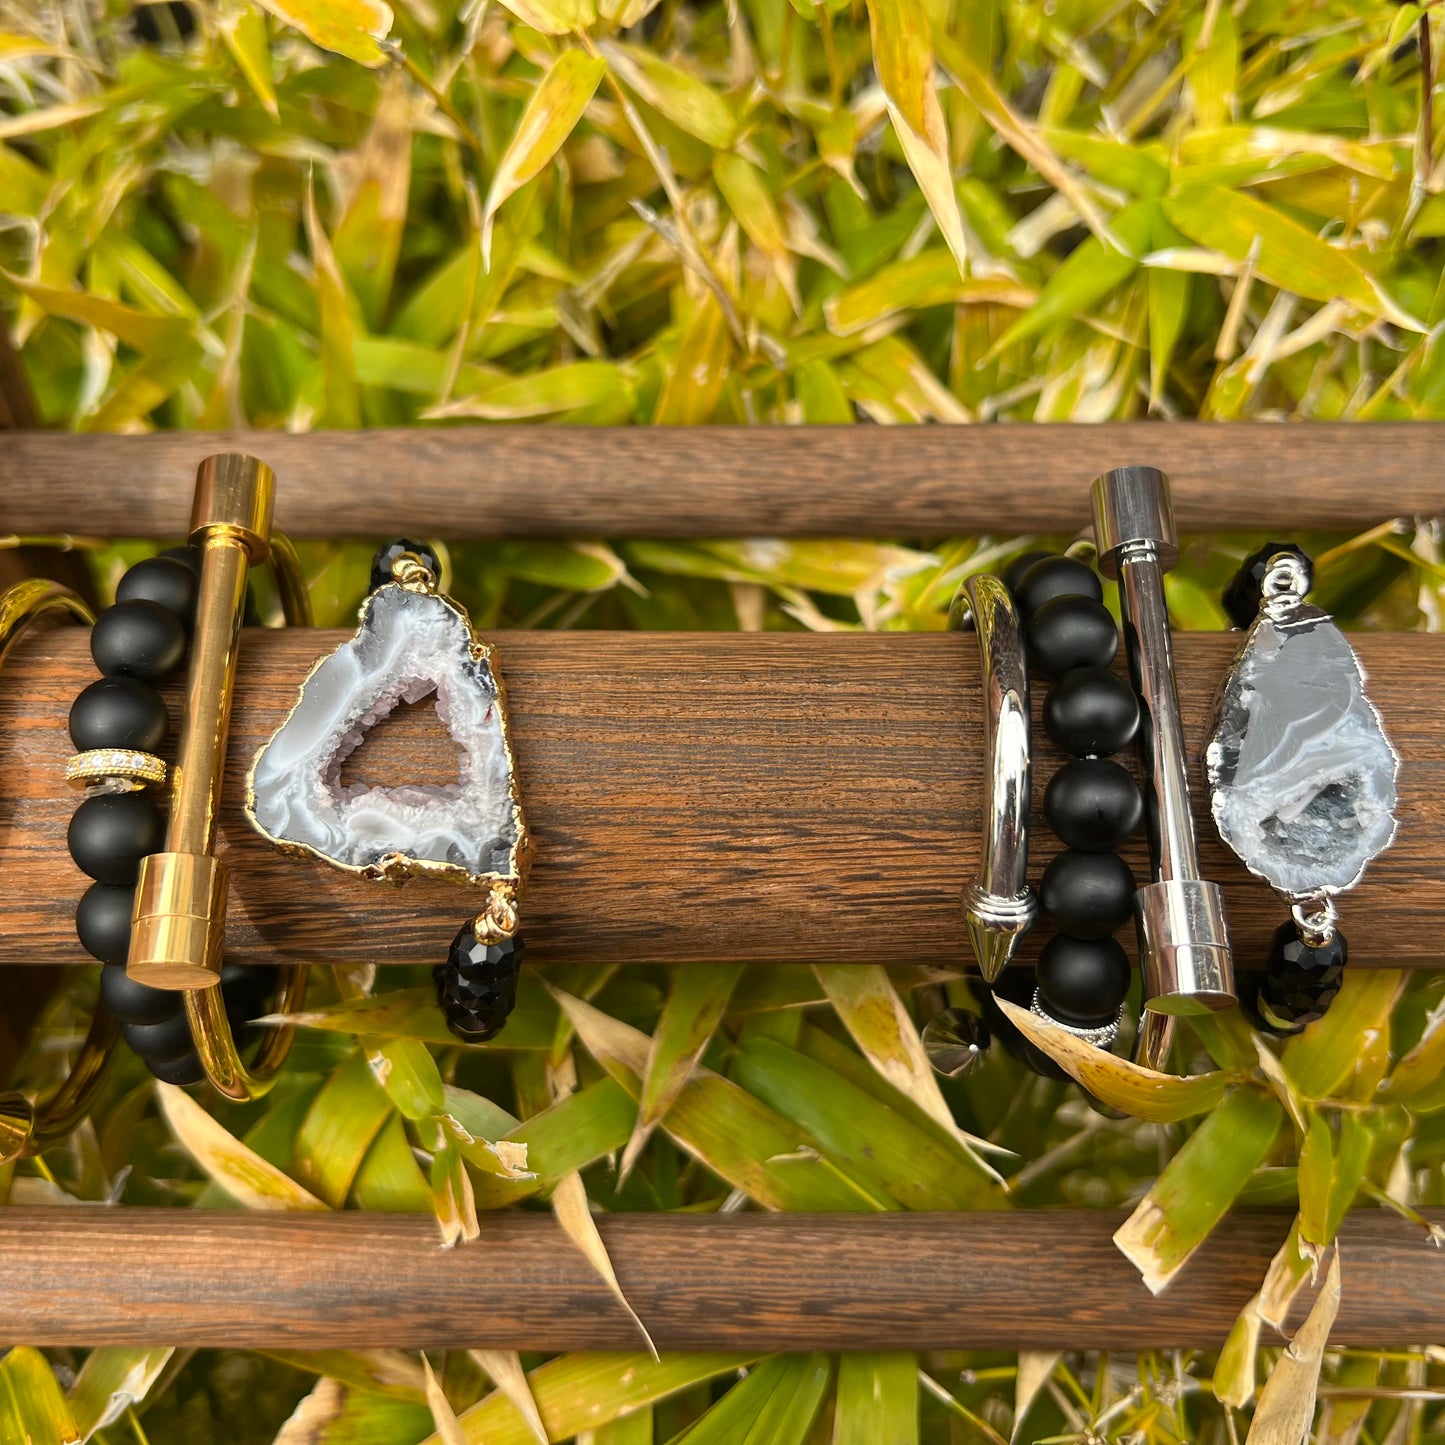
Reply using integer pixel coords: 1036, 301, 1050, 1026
0, 423, 1442, 1350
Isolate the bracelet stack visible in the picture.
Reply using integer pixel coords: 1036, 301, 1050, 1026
67, 546, 274, 1084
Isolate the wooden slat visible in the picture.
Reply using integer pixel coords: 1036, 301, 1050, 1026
1, 629, 1439, 968
1, 424, 1441, 537
0, 1207, 1440, 1350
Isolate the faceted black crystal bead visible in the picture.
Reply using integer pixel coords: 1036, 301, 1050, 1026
100, 960, 179, 1026
370, 539, 443, 595
91, 599, 187, 682
1036, 933, 1131, 1028
436, 923, 524, 1042
1043, 666, 1140, 758
976, 968, 1069, 1082
68, 792, 164, 884
116, 555, 199, 626
1254, 921, 1347, 1029
1039, 850, 1136, 939
1222, 542, 1314, 630
1026, 596, 1119, 680
76, 882, 136, 966
69, 676, 169, 752
1043, 758, 1143, 852
1013, 556, 1103, 620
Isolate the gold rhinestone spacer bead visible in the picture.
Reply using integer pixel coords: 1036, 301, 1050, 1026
65, 748, 168, 793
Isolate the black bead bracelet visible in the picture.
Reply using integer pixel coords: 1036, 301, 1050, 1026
973, 550, 1144, 1077
66, 546, 275, 1083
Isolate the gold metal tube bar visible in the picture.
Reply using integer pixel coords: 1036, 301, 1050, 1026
127, 454, 274, 990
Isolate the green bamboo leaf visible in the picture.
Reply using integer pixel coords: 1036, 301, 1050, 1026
1282, 968, 1406, 1101
998, 998, 1231, 1122
484, 52, 606, 266
0, 1348, 78, 1445
1114, 1088, 1284, 1293
217, 6, 278, 120
620, 962, 744, 1180
794, 358, 854, 422
731, 1036, 1003, 1209
990, 199, 1157, 354
675, 1356, 830, 1445
434, 1354, 757, 1445
352, 1113, 435, 1212
157, 1083, 329, 1211
653, 292, 732, 423
367, 1037, 445, 1121
864, 0, 968, 275
714, 154, 788, 257
552, 989, 875, 1210
833, 1354, 918, 1445
1380, 994, 1445, 1104
1213, 1295, 1262, 1407
602, 43, 737, 148
259, 1349, 427, 1401
494, 0, 595, 36
427, 361, 630, 422
1162, 184, 1424, 330
67, 1348, 173, 1442
294, 1051, 394, 1206
303, 176, 362, 428
254, 0, 392, 66
273, 1380, 433, 1442
825, 252, 1032, 336
2, 273, 194, 352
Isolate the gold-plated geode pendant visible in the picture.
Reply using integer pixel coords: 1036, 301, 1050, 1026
244, 565, 529, 917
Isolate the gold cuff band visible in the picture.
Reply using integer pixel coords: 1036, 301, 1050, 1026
65, 748, 167, 792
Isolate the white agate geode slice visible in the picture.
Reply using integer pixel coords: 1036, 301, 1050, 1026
1205, 604, 1398, 898
246, 584, 522, 884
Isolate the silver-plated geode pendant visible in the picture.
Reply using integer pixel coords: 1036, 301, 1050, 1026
245, 578, 529, 903
1205, 562, 1398, 903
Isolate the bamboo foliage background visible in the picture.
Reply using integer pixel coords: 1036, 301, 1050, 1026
2, 0, 1445, 1441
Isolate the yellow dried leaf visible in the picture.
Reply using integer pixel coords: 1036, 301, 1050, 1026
1245, 1250, 1341, 1444
254, 0, 392, 66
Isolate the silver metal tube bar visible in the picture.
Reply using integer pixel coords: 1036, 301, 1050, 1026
1093, 466, 1234, 1015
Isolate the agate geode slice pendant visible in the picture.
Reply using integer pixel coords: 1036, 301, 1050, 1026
1205, 550, 1398, 904
245, 568, 529, 909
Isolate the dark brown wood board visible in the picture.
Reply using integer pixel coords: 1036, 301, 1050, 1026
0, 1208, 1439, 1351
1, 628, 1439, 969
1, 422, 1442, 536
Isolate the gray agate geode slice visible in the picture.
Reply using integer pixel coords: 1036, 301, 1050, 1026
1205, 605, 1398, 899
247, 584, 521, 884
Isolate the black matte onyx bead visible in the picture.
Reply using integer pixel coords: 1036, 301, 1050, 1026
68, 677, 168, 752
67, 792, 164, 884
116, 556, 199, 626
370, 538, 442, 595
1013, 556, 1103, 620
1043, 667, 1140, 758
1036, 933, 1131, 1027
90, 599, 187, 682
1026, 596, 1119, 680
100, 962, 179, 1027
1038, 851, 1137, 939
977, 968, 1068, 1082
1001, 550, 1051, 593
76, 882, 135, 966
148, 1052, 206, 1086
1256, 922, 1347, 1028
122, 1012, 194, 1065
160, 544, 202, 577
1044, 759, 1144, 852
1222, 542, 1314, 630
437, 925, 523, 1042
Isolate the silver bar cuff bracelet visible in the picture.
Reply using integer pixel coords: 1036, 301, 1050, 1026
957, 574, 1037, 982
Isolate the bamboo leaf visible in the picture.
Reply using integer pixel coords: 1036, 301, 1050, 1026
494, 0, 596, 36
1245, 1249, 1340, 1445
1282, 969, 1406, 1101
1162, 185, 1425, 331
422, 1355, 468, 1445
602, 43, 737, 148
0, 1348, 78, 1445
295, 1051, 394, 1206
1114, 1088, 1283, 1293
1214, 1295, 1263, 1408
620, 962, 744, 1181
254, 0, 392, 66
68, 1348, 173, 1442
218, 7, 279, 120
833, 1354, 917, 1445
484, 53, 606, 267
468, 1353, 548, 1445
367, 1037, 445, 1122
157, 1083, 328, 1211
998, 998, 1232, 1122
864, 0, 969, 275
